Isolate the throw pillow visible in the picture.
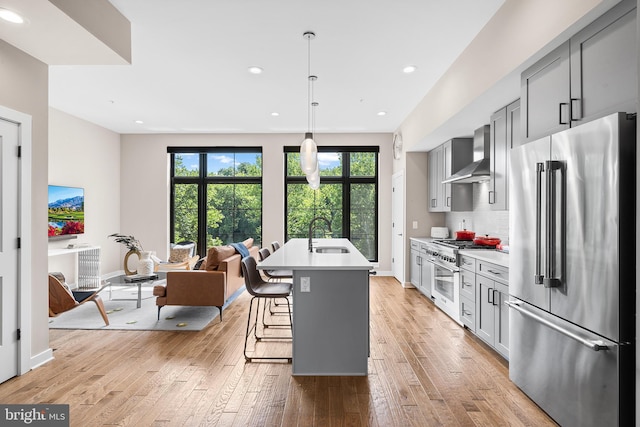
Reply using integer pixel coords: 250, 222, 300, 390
169, 246, 191, 263
242, 237, 254, 249
204, 245, 236, 271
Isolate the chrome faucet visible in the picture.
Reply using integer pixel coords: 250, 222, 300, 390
308, 217, 332, 252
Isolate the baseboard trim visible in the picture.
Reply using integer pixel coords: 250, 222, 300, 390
30, 348, 54, 371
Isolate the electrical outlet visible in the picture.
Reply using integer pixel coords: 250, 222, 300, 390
300, 277, 311, 292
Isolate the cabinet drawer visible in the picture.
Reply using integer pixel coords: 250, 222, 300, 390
460, 269, 476, 301
460, 295, 475, 332
477, 261, 509, 284
459, 255, 476, 272
410, 240, 420, 250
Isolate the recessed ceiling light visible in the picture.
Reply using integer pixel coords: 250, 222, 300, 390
0, 8, 24, 24
403, 65, 417, 74
248, 66, 263, 74
134, 120, 144, 124
377, 111, 387, 116
271, 112, 280, 117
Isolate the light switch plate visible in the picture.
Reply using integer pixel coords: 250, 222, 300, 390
300, 277, 311, 292
412, 221, 418, 229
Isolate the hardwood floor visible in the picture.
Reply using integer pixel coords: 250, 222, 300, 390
0, 276, 556, 426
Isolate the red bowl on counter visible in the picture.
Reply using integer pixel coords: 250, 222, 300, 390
455, 230, 476, 241
473, 235, 501, 246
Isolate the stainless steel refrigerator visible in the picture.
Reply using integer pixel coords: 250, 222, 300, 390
508, 112, 635, 427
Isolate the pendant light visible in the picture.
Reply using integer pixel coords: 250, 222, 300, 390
300, 31, 319, 176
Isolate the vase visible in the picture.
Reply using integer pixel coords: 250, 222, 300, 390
123, 249, 140, 275
137, 251, 154, 276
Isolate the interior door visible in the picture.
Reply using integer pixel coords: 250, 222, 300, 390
391, 171, 404, 284
0, 117, 20, 383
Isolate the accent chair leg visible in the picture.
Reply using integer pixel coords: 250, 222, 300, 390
90, 294, 110, 326
157, 305, 163, 320
217, 306, 223, 322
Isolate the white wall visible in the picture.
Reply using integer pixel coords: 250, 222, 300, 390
119, 132, 394, 272
0, 39, 49, 363
48, 108, 122, 279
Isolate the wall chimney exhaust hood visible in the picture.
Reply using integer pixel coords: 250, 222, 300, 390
442, 125, 490, 184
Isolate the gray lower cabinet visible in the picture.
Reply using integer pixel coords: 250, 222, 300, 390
475, 260, 509, 359
521, 0, 636, 143
410, 241, 421, 288
409, 240, 433, 299
459, 259, 476, 332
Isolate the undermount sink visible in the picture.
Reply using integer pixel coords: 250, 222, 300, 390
314, 246, 350, 254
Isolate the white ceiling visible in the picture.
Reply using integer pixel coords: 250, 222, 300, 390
2, 0, 506, 135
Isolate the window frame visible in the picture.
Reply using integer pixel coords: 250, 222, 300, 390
283, 145, 379, 261
168, 147, 263, 257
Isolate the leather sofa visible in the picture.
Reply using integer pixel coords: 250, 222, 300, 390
152, 242, 258, 321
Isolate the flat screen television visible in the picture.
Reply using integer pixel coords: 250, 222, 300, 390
48, 185, 85, 238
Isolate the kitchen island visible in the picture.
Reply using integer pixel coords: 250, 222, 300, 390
257, 238, 373, 375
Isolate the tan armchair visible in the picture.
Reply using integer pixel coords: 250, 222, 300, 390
153, 245, 258, 321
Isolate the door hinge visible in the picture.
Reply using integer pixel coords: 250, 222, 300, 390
17, 237, 21, 249
17, 146, 21, 158
17, 329, 21, 340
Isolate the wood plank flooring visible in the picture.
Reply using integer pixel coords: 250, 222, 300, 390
0, 276, 556, 426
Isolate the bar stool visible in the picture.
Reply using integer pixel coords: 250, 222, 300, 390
257, 248, 292, 281
241, 256, 292, 363
257, 247, 292, 316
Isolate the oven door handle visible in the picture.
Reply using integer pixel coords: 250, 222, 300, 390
426, 259, 458, 273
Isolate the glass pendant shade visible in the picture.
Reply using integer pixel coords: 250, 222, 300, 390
306, 170, 320, 190
300, 132, 318, 175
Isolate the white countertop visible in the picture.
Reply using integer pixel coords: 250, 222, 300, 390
458, 249, 509, 268
258, 238, 373, 271
410, 237, 435, 245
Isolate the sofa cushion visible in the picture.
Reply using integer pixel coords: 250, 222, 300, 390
169, 243, 194, 263
204, 245, 236, 271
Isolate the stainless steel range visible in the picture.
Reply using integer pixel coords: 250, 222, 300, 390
426, 239, 496, 324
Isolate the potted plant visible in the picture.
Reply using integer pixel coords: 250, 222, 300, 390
108, 233, 144, 275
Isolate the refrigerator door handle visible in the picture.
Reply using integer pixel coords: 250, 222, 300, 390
544, 160, 562, 288
505, 300, 609, 351
534, 162, 544, 284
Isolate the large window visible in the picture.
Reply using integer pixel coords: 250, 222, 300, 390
284, 146, 378, 261
170, 148, 262, 256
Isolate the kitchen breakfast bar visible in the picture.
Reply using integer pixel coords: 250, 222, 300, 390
257, 238, 373, 375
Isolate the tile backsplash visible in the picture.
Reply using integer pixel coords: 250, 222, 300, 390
445, 182, 509, 243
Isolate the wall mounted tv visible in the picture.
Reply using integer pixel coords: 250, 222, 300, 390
48, 185, 84, 239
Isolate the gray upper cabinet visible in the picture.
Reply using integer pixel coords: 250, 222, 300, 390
428, 145, 443, 211
428, 138, 473, 212
521, 0, 636, 143
521, 42, 571, 142
570, 0, 637, 124
489, 99, 519, 211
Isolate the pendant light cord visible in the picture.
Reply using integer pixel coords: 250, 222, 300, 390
307, 34, 312, 134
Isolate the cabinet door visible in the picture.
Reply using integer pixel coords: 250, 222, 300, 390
494, 284, 510, 359
507, 99, 521, 150
410, 249, 421, 288
442, 141, 452, 211
489, 107, 507, 210
428, 147, 441, 212
570, 0, 637, 124
476, 277, 495, 346
521, 41, 570, 142
420, 256, 433, 298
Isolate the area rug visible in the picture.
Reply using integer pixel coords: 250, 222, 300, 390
48, 283, 245, 331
